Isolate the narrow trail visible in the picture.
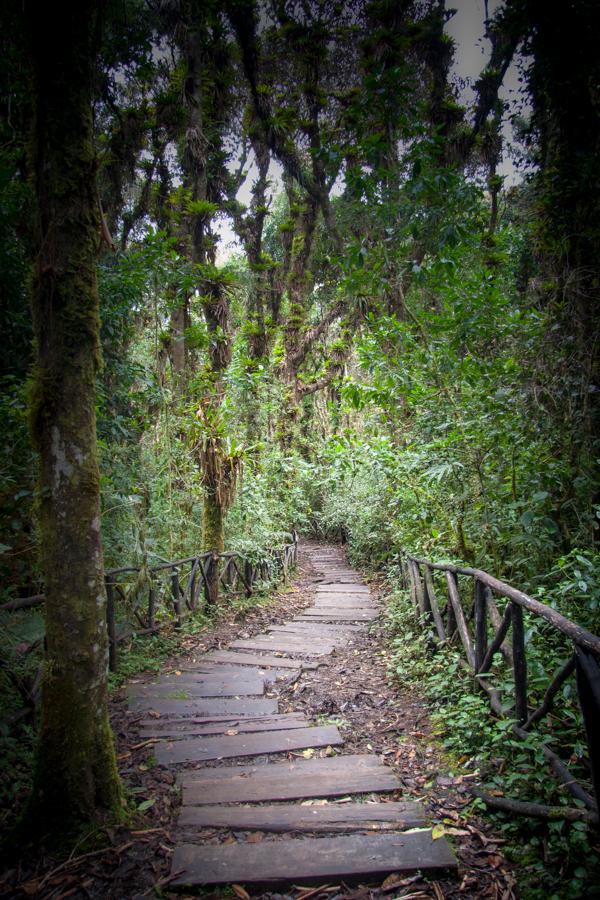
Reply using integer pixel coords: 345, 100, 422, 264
128, 543, 458, 892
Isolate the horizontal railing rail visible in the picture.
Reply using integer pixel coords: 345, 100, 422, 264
401, 551, 600, 822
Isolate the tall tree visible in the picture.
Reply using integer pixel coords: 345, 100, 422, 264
20, 1, 122, 838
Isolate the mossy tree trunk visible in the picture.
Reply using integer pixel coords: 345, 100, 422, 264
203, 486, 225, 605
175, 5, 236, 604
22, 2, 122, 840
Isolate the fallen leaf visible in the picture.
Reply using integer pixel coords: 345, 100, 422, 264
431, 824, 445, 840
303, 748, 315, 759
246, 832, 263, 843
232, 885, 250, 900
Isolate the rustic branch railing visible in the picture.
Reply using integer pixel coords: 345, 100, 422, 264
1, 533, 298, 677
402, 552, 600, 822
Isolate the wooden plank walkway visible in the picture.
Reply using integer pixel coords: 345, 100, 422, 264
128, 543, 457, 889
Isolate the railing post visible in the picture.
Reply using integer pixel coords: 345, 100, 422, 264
407, 559, 418, 614
424, 565, 446, 642
445, 571, 476, 669
105, 573, 117, 673
189, 563, 197, 611
204, 552, 220, 606
575, 647, 600, 804
244, 559, 254, 597
511, 602, 528, 724
474, 578, 488, 672
171, 567, 182, 627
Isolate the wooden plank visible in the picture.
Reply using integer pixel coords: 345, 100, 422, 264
314, 598, 376, 608
152, 671, 267, 685
139, 713, 309, 739
315, 584, 370, 593
203, 650, 319, 669
182, 752, 381, 781
265, 623, 353, 635
229, 640, 333, 656
267, 627, 361, 640
268, 622, 364, 633
127, 697, 279, 717
316, 571, 357, 576
228, 636, 335, 649
182, 755, 399, 804
179, 800, 427, 832
128, 675, 266, 698
298, 610, 377, 621
319, 576, 363, 582
229, 633, 333, 646
315, 595, 371, 603
171, 831, 457, 886
171, 667, 291, 682
156, 724, 343, 765
263, 632, 349, 646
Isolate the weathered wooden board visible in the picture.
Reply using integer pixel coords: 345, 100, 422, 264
148, 671, 266, 685
315, 584, 370, 593
178, 800, 427, 832
229, 640, 333, 656
298, 611, 378, 622
270, 620, 365, 630
172, 667, 291, 683
127, 697, 279, 717
156, 724, 343, 765
139, 713, 309, 739
183, 752, 381, 781
318, 575, 363, 581
264, 625, 350, 638
171, 831, 457, 886
313, 597, 376, 608
128, 675, 266, 699
203, 650, 319, 669
267, 625, 363, 637
182, 755, 399, 804
229, 633, 333, 646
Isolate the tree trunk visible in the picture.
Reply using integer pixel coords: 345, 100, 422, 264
21, 1, 122, 840
203, 485, 224, 605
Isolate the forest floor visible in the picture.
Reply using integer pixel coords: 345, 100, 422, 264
1, 543, 518, 900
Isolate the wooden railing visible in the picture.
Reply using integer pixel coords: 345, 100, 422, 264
402, 551, 600, 822
105, 537, 298, 671
1, 533, 298, 689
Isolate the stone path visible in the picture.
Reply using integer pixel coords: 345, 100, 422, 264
128, 545, 457, 890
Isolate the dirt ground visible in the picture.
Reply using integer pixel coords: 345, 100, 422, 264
0, 543, 518, 900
